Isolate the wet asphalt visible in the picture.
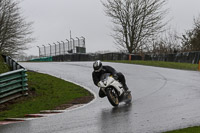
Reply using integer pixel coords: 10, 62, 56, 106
1, 62, 200, 133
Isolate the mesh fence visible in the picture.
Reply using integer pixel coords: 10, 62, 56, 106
38, 38, 85, 57
145, 52, 200, 64
36, 42, 200, 64
51, 53, 142, 62
50, 52, 200, 64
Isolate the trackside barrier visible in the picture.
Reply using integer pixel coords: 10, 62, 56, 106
49, 53, 142, 62
29, 56, 53, 62
145, 51, 200, 64
2, 55, 24, 70
0, 69, 28, 104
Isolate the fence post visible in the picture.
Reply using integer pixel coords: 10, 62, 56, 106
21, 69, 28, 95
61, 41, 65, 55
42, 45, 46, 57
76, 37, 80, 47
199, 60, 200, 71
48, 44, 52, 56
53, 43, 57, 56
80, 36, 85, 48
37, 46, 41, 57
66, 39, 70, 53
13, 62, 16, 70
70, 38, 75, 53
57, 41, 61, 55
129, 54, 132, 61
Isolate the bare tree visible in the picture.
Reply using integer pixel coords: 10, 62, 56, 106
148, 29, 181, 54
102, 0, 167, 54
0, 0, 33, 56
182, 15, 200, 52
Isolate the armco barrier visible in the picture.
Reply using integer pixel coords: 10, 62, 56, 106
2, 55, 24, 70
0, 69, 28, 104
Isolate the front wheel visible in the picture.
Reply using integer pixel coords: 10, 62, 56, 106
106, 88, 119, 107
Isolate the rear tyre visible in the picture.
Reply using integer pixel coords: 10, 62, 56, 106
106, 88, 119, 107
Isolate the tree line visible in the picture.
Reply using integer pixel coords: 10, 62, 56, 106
102, 0, 200, 55
0, 0, 33, 57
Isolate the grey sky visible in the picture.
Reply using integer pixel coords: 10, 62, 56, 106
19, 0, 200, 56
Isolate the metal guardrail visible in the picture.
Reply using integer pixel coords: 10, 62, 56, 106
0, 55, 28, 104
2, 55, 24, 70
0, 69, 28, 104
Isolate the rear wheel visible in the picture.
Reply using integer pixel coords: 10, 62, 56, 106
106, 88, 119, 107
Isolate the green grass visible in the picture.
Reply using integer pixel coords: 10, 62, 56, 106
0, 71, 93, 121
0, 55, 10, 74
107, 60, 199, 71
165, 126, 200, 133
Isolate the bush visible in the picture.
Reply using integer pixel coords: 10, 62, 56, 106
0, 55, 10, 74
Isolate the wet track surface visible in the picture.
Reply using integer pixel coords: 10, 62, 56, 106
1, 62, 200, 133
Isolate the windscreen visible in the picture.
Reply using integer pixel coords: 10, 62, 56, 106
100, 73, 110, 81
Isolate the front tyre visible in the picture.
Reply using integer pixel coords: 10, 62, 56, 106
106, 88, 119, 107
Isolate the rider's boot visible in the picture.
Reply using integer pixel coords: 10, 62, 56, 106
124, 84, 129, 91
123, 84, 131, 96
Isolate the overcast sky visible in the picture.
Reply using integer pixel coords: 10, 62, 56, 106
19, 0, 200, 56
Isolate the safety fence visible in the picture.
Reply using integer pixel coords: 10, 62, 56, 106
0, 55, 28, 104
37, 37, 86, 57
29, 53, 142, 62
2, 55, 24, 70
0, 69, 28, 104
29, 51, 200, 64
144, 51, 200, 64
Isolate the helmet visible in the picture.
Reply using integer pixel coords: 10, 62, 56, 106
93, 60, 102, 72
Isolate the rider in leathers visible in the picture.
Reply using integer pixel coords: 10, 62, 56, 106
92, 60, 129, 98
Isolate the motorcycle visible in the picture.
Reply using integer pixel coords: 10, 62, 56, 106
98, 73, 132, 107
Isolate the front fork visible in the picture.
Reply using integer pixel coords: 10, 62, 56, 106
100, 87, 107, 96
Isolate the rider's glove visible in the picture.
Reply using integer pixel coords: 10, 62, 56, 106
97, 81, 102, 87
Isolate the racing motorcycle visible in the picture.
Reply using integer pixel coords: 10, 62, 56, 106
98, 73, 132, 107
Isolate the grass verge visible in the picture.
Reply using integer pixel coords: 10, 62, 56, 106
165, 126, 200, 133
0, 71, 93, 121
107, 60, 199, 71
